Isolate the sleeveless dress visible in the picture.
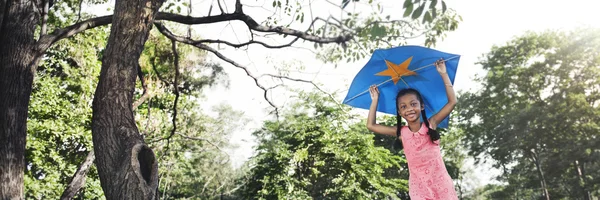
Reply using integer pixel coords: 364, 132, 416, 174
399, 123, 458, 200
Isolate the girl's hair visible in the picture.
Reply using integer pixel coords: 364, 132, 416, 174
393, 88, 440, 150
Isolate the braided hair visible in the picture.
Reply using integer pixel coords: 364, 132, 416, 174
393, 88, 441, 150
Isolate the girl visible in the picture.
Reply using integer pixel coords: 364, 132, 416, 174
366, 59, 458, 200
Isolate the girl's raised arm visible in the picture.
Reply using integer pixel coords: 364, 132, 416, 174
429, 59, 457, 129
366, 85, 397, 137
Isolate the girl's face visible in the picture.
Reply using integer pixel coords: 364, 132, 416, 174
397, 93, 424, 123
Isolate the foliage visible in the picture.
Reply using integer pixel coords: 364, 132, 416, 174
315, 6, 461, 63
25, 19, 237, 198
457, 28, 600, 199
153, 103, 248, 200
26, 20, 109, 199
237, 92, 409, 199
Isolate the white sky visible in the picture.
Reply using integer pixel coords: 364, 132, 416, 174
86, 0, 600, 190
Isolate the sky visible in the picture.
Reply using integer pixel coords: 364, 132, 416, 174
86, 0, 600, 190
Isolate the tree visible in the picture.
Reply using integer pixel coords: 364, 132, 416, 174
237, 92, 408, 199
154, 104, 249, 199
457, 28, 600, 199
1, 0, 460, 198
24, 21, 108, 200
23, 22, 231, 198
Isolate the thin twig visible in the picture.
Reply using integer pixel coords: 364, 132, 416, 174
179, 38, 301, 49
216, 0, 225, 13
261, 73, 342, 106
156, 23, 280, 117
176, 133, 229, 156
77, 0, 84, 22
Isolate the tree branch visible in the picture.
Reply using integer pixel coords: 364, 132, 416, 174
184, 37, 300, 49
60, 150, 95, 200
36, 15, 112, 53
133, 64, 151, 110
155, 22, 280, 117
36, 9, 353, 54
216, 0, 225, 14
176, 133, 228, 156
76, 0, 83, 22
260, 73, 342, 106
168, 39, 181, 142
40, 0, 49, 35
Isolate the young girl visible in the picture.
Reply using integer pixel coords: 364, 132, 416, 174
366, 59, 458, 200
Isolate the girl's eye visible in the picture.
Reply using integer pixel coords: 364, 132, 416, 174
411, 103, 417, 107
401, 105, 406, 109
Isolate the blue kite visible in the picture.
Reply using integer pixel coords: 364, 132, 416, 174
343, 45, 461, 128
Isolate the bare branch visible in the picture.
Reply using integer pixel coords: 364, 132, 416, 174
176, 133, 228, 156
176, 37, 300, 49
155, 22, 280, 117
314, 16, 354, 34
133, 64, 151, 110
139, 96, 152, 137
40, 0, 49, 35
217, 0, 225, 13
150, 48, 170, 86
60, 150, 95, 200
364, 19, 423, 32
77, 0, 83, 22
261, 73, 342, 106
36, 15, 112, 53
36, 7, 354, 54
266, 84, 284, 90
168, 39, 181, 141
187, 0, 192, 38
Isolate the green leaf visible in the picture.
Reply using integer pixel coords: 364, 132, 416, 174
422, 10, 432, 23
411, 3, 425, 19
429, 0, 437, 9
272, 0, 276, 7
402, 0, 412, 8
403, 3, 413, 18
442, 0, 447, 12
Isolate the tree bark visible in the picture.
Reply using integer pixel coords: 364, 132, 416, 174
0, 0, 40, 199
60, 151, 96, 200
91, 0, 164, 199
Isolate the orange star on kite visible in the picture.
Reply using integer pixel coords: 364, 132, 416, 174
375, 56, 417, 84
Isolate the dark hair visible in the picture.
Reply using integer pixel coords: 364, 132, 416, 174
393, 88, 440, 150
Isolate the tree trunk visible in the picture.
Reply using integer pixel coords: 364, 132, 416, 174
91, 0, 164, 199
0, 0, 40, 199
530, 149, 550, 200
60, 97, 152, 199
574, 160, 591, 200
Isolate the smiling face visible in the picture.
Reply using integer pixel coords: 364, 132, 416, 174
397, 93, 424, 123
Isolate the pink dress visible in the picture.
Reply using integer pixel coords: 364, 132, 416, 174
400, 123, 458, 200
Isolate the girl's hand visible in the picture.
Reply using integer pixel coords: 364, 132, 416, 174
434, 58, 447, 74
369, 85, 379, 101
